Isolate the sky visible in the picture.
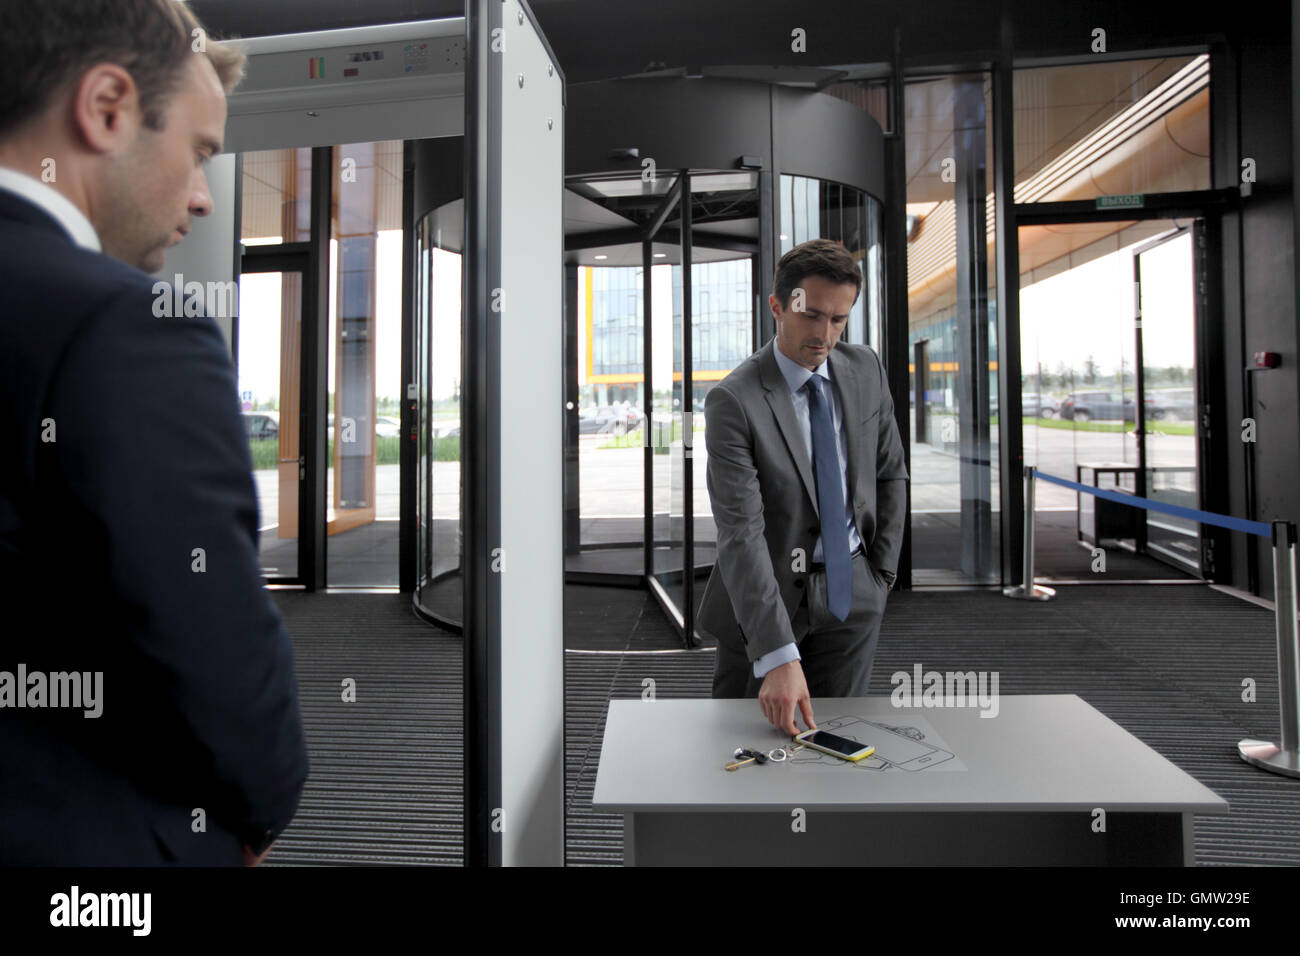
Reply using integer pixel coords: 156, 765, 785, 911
1020, 229, 1193, 382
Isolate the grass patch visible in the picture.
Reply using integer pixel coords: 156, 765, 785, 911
1028, 416, 1194, 436
430, 435, 460, 461
597, 429, 645, 450
965, 413, 1194, 436
596, 420, 703, 450
247, 434, 459, 471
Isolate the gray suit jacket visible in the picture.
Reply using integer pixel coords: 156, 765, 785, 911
697, 338, 909, 663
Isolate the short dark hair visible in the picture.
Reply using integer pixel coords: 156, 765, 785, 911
772, 238, 862, 310
0, 0, 245, 140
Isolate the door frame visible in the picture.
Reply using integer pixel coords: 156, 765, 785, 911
238, 247, 319, 588
234, 146, 338, 593
1013, 196, 1233, 583
1132, 220, 1224, 578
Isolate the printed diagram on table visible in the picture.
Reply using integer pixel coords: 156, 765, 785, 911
789, 715, 967, 772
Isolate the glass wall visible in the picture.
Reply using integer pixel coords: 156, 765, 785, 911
778, 174, 884, 350
905, 73, 1001, 585
326, 140, 404, 586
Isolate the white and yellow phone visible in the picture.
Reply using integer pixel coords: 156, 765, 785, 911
795, 728, 876, 762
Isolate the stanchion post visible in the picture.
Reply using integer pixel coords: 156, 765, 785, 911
1024, 464, 1038, 588
1238, 520, 1300, 777
1003, 465, 1055, 601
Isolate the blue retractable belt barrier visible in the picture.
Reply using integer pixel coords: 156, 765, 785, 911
1033, 468, 1272, 538
1014, 467, 1299, 778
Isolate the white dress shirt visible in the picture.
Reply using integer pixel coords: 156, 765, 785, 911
752, 342, 863, 680
0, 163, 102, 252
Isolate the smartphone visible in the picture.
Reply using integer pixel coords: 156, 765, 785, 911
796, 728, 876, 762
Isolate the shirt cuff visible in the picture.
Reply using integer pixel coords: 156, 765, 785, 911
753, 642, 801, 680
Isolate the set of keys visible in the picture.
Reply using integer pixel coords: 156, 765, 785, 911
724, 743, 806, 771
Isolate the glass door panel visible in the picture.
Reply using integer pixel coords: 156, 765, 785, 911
689, 257, 753, 574
652, 254, 688, 615
236, 269, 303, 580
575, 263, 645, 573
1017, 218, 1198, 580
414, 202, 464, 626
1137, 229, 1200, 572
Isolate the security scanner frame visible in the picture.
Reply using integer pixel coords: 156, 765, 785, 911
163, 3, 569, 865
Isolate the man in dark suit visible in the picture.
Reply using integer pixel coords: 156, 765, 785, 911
698, 238, 909, 735
0, 1, 307, 865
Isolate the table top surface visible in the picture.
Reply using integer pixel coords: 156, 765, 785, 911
591, 694, 1229, 813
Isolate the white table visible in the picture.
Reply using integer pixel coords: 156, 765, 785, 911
591, 695, 1228, 866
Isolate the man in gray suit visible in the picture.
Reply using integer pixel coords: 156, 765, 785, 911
698, 238, 908, 735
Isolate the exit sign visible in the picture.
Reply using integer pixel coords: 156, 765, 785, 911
1096, 194, 1145, 209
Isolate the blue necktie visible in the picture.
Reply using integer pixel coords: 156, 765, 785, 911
805, 376, 852, 621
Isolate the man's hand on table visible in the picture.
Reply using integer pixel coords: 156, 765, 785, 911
758, 659, 816, 736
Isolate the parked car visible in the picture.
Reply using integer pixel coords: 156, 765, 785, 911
1146, 388, 1195, 422
994, 392, 1058, 417
614, 403, 645, 430
579, 405, 629, 435
1021, 392, 1059, 418
242, 410, 279, 441
1060, 391, 1135, 423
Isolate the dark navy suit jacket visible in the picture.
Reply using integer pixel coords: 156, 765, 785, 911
0, 188, 309, 865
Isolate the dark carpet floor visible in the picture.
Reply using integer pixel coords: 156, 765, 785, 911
265, 582, 1298, 866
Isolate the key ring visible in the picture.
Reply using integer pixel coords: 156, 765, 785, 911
767, 743, 807, 761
